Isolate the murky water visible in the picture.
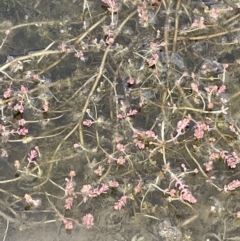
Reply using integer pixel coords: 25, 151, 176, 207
0, 1, 240, 241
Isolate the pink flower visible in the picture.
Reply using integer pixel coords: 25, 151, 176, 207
127, 109, 138, 116
222, 63, 228, 69
209, 152, 219, 160
16, 128, 28, 136
207, 102, 214, 109
1, 149, 8, 158
64, 197, 73, 209
81, 185, 92, 202
204, 161, 213, 171
150, 41, 158, 52
63, 219, 73, 230
127, 77, 135, 85
220, 151, 238, 168
180, 188, 197, 204
58, 42, 68, 53
224, 180, 240, 192
146, 54, 159, 67
134, 184, 142, 194
209, 7, 220, 21
32, 74, 39, 80
42, 101, 49, 112
191, 83, 199, 93
169, 189, 177, 197
24, 194, 33, 204
116, 143, 125, 152
194, 121, 209, 139
137, 6, 149, 25
191, 17, 206, 29
181, 163, 187, 172
65, 178, 75, 197
117, 156, 125, 165
194, 128, 204, 139
114, 196, 127, 210
204, 85, 218, 93
135, 140, 145, 149
217, 85, 226, 95
20, 85, 28, 94
109, 180, 119, 187
14, 103, 24, 113
24, 194, 41, 207
94, 165, 105, 176
101, 0, 119, 12
83, 119, 93, 127
97, 183, 109, 194
3, 87, 12, 98
74, 50, 85, 61
28, 149, 38, 162
81, 184, 109, 202
18, 119, 26, 126
73, 142, 81, 148
117, 113, 124, 119
82, 214, 94, 229
105, 36, 114, 45
177, 118, 190, 135
145, 130, 157, 138
225, 155, 237, 168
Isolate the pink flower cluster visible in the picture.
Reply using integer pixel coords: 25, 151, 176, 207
65, 172, 76, 196
164, 164, 197, 204
204, 161, 213, 171
116, 143, 125, 152
176, 118, 190, 135
220, 151, 239, 169
26, 147, 39, 169
117, 100, 138, 119
207, 6, 233, 21
64, 197, 74, 210
101, 0, 119, 13
94, 165, 105, 176
83, 119, 94, 127
179, 187, 197, 204
64, 171, 76, 210
134, 130, 158, 149
137, 6, 149, 26
191, 17, 206, 29
175, 178, 197, 204
1, 149, 8, 158
224, 179, 240, 192
117, 156, 125, 165
3, 86, 12, 98
145, 54, 159, 67
204, 85, 226, 96
81, 183, 109, 203
63, 219, 73, 230
194, 121, 209, 139
114, 195, 127, 210
14, 101, 24, 113
82, 213, 94, 229
24, 194, 41, 208
74, 49, 85, 61
117, 109, 138, 119
135, 140, 145, 149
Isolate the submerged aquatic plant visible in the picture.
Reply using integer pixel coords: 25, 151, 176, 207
0, 0, 240, 240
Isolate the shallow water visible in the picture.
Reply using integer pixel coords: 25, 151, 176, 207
0, 1, 240, 241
